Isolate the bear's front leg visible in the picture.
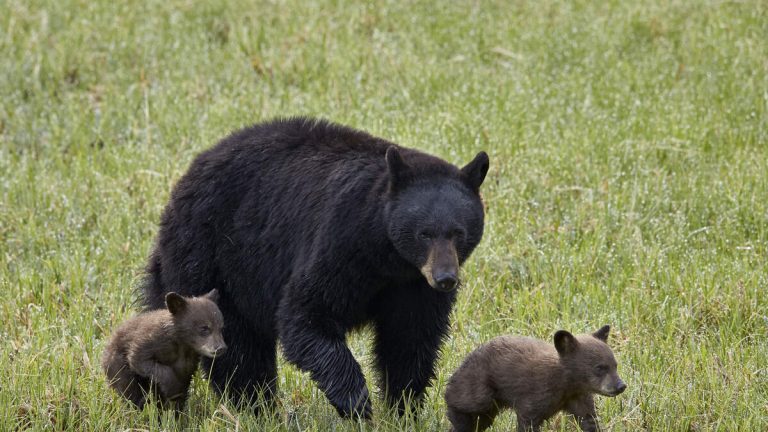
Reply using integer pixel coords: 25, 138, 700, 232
516, 416, 543, 432
278, 302, 371, 419
372, 282, 456, 415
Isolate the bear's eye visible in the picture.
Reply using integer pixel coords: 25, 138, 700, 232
199, 325, 211, 336
595, 364, 609, 374
418, 231, 434, 241
450, 228, 466, 239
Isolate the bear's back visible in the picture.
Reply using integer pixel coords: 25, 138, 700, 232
171, 118, 395, 229
190, 117, 462, 194
203, 117, 389, 174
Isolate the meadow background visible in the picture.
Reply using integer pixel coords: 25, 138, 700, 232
1, 0, 767, 430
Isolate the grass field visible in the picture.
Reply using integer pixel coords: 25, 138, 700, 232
1, 0, 767, 430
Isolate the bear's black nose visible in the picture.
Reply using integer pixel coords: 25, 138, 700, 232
435, 272, 457, 291
615, 381, 627, 394
214, 345, 228, 356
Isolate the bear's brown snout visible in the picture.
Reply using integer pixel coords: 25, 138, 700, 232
421, 239, 460, 291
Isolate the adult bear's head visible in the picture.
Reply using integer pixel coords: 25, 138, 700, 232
384, 146, 489, 292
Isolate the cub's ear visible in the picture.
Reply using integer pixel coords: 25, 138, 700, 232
593, 325, 611, 342
385, 146, 410, 192
165, 292, 187, 315
204, 288, 220, 304
461, 151, 489, 191
554, 330, 579, 356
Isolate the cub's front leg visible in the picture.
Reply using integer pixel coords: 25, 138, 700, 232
566, 395, 600, 432
128, 351, 183, 404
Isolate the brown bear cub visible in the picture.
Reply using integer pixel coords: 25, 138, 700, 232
445, 326, 626, 432
101, 289, 226, 410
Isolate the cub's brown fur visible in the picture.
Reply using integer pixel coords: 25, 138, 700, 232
101, 289, 226, 410
445, 326, 626, 432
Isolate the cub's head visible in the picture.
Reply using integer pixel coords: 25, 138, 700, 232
384, 146, 489, 292
554, 325, 627, 397
165, 289, 227, 359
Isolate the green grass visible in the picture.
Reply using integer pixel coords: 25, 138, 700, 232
2, 0, 767, 430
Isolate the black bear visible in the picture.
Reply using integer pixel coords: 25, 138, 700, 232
141, 117, 489, 418
102, 289, 226, 410
444, 326, 626, 432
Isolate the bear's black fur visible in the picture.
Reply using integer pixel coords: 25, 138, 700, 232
141, 117, 489, 418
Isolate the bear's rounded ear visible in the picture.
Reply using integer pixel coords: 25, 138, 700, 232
461, 151, 489, 191
593, 325, 610, 342
385, 146, 409, 192
554, 330, 579, 356
165, 292, 187, 316
204, 289, 220, 304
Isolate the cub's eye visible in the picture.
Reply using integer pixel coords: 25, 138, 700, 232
199, 325, 211, 336
418, 231, 434, 241
450, 228, 466, 239
595, 364, 609, 374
